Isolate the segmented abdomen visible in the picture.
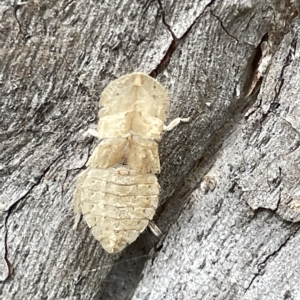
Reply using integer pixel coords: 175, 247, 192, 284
79, 165, 159, 253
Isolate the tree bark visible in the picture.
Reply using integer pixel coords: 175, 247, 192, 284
0, 0, 298, 299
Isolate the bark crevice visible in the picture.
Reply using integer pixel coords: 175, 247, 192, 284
150, 0, 216, 76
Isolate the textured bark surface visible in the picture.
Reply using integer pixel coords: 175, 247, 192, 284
133, 5, 300, 300
0, 0, 298, 299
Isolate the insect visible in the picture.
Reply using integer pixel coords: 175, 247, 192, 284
73, 72, 189, 253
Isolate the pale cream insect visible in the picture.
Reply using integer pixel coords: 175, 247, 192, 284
73, 72, 189, 253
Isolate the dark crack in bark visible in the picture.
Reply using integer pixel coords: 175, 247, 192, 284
243, 33, 269, 101
243, 224, 300, 295
273, 37, 297, 102
210, 10, 239, 43
1, 155, 63, 282
62, 0, 76, 12
254, 36, 297, 130
13, 3, 23, 36
13, 2, 31, 40
156, 0, 177, 39
150, 0, 216, 77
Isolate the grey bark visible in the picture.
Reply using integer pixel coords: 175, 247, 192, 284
0, 0, 298, 299
133, 26, 300, 299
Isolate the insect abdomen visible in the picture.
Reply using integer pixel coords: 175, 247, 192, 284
79, 165, 160, 253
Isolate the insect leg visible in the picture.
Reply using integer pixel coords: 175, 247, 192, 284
82, 128, 100, 139
148, 220, 162, 237
163, 117, 190, 131
73, 168, 90, 230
